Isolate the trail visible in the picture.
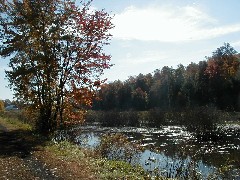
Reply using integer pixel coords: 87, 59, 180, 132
0, 123, 60, 180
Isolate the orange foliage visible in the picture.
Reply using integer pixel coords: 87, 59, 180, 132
0, 0, 114, 132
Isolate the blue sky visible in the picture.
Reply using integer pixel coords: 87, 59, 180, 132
1, 0, 240, 100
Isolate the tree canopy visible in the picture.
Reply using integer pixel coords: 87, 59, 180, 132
93, 43, 240, 111
0, 0, 114, 133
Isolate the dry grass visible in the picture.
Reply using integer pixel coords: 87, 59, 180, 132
0, 114, 150, 179
0, 116, 97, 179
33, 146, 97, 180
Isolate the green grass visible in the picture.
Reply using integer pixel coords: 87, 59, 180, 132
46, 141, 85, 161
0, 115, 32, 131
94, 158, 150, 180
0, 112, 152, 179
1, 111, 240, 179
46, 140, 152, 179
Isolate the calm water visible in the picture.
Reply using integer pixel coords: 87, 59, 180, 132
73, 125, 240, 178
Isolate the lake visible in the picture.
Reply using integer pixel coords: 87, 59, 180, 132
73, 125, 240, 178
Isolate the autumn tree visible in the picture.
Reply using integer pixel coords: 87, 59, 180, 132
0, 0, 113, 133
97, 83, 119, 110
131, 87, 148, 110
205, 43, 240, 109
117, 81, 132, 110
183, 62, 199, 106
172, 64, 186, 108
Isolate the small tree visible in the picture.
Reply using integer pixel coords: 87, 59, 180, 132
0, 0, 114, 133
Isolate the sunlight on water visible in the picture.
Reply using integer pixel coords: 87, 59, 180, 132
73, 125, 240, 178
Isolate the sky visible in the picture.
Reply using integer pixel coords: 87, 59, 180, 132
1, 0, 240, 100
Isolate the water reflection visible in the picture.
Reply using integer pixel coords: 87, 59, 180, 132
74, 125, 240, 178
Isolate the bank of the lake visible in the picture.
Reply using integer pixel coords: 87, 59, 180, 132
72, 123, 240, 179
1, 110, 240, 179
0, 112, 151, 179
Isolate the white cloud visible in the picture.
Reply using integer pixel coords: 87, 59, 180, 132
232, 40, 240, 49
122, 50, 168, 65
111, 5, 240, 42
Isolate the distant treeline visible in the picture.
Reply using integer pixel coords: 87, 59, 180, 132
93, 43, 240, 111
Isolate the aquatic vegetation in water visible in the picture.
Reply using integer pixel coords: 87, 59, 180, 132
75, 124, 240, 179
97, 133, 144, 163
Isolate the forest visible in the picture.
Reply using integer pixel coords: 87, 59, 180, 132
83, 43, 240, 130
93, 43, 240, 112
0, 1, 239, 179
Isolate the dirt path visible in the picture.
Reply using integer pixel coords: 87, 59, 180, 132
0, 124, 8, 132
0, 123, 60, 180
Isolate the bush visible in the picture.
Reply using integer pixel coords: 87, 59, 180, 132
101, 111, 121, 126
85, 110, 104, 124
85, 107, 230, 132
119, 111, 140, 127
180, 106, 222, 134
97, 133, 143, 163
148, 109, 166, 127
96, 111, 140, 127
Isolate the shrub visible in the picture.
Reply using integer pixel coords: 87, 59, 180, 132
97, 133, 143, 163
101, 111, 121, 126
119, 111, 140, 127
97, 111, 139, 127
148, 109, 166, 127
85, 110, 104, 124
181, 106, 222, 134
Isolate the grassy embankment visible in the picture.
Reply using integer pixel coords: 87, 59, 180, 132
0, 111, 152, 180
1, 110, 238, 179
